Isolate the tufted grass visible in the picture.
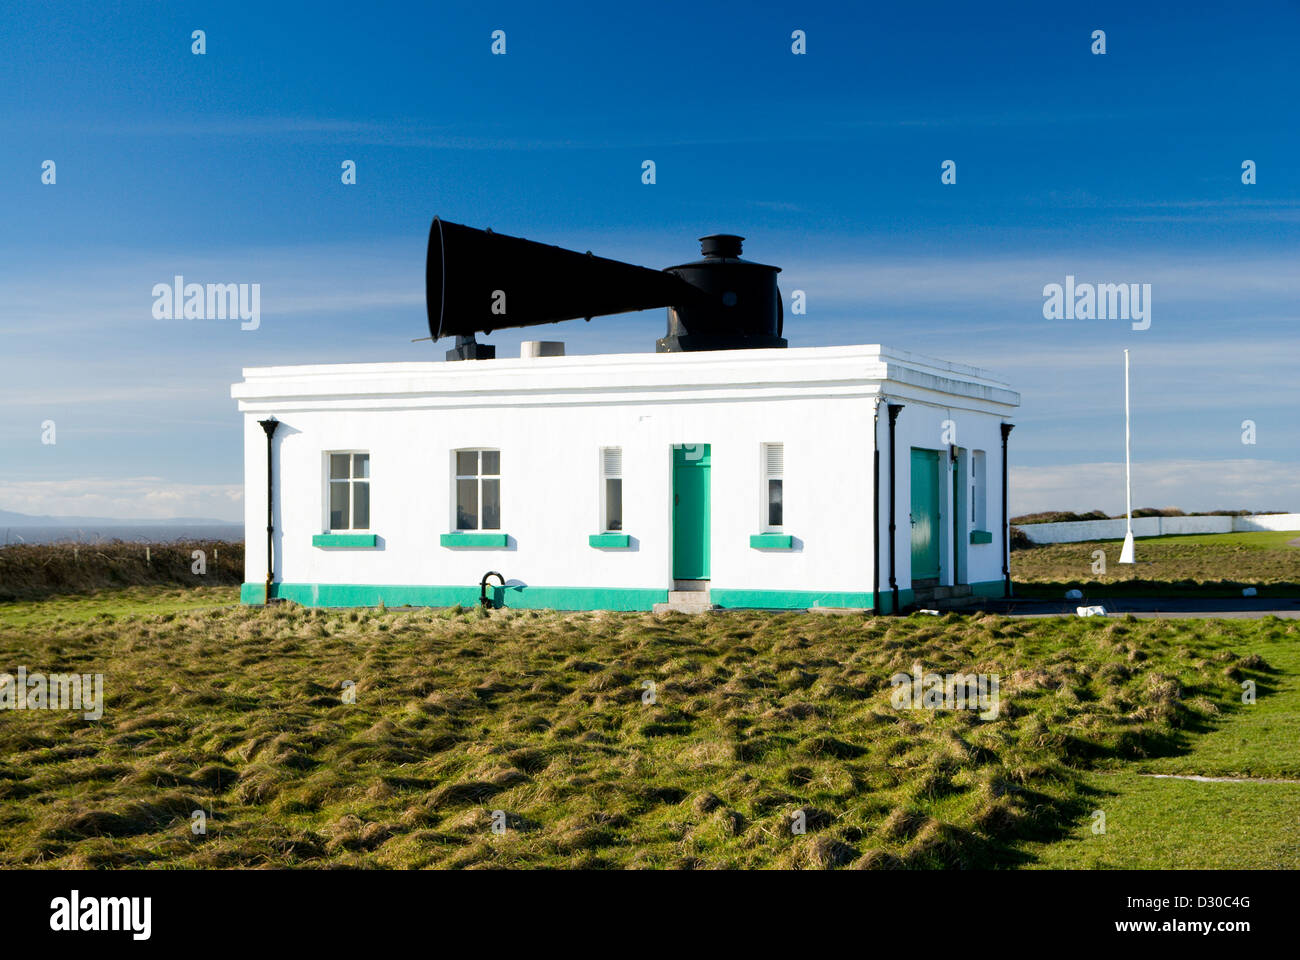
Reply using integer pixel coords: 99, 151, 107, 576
0, 586, 1289, 868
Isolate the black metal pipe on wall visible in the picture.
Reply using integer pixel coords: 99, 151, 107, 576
1000, 422, 1014, 599
258, 418, 280, 603
871, 401, 881, 616
887, 403, 905, 614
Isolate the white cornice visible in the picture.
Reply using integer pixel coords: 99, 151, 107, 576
232, 344, 1020, 414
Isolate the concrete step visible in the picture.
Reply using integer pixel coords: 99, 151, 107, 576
912, 583, 977, 612
654, 590, 715, 614
913, 583, 974, 602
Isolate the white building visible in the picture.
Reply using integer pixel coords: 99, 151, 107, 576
232, 343, 1019, 612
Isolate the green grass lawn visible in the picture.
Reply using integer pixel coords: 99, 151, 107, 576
1020, 616, 1300, 868
1024, 772, 1300, 868
1013, 529, 1300, 597
1139, 620, 1300, 780
1, 586, 1295, 869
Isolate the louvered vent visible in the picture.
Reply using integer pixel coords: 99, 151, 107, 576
764, 443, 784, 477
602, 447, 622, 477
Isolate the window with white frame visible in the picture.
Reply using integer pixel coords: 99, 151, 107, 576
762, 442, 784, 531
971, 450, 987, 529
455, 449, 500, 530
327, 452, 370, 531
601, 447, 622, 532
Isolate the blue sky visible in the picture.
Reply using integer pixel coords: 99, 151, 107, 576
2, 0, 1298, 521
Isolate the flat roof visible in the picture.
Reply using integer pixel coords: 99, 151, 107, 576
233, 343, 1019, 413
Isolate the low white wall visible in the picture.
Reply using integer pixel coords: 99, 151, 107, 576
1018, 513, 1300, 544
1236, 513, 1300, 532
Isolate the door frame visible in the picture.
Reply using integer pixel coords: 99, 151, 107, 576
909, 447, 941, 581
951, 446, 968, 586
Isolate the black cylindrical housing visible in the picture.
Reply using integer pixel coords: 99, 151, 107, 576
656, 235, 785, 352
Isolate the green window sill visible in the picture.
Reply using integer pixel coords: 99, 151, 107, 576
589, 533, 631, 548
750, 533, 794, 549
312, 533, 378, 548
970, 529, 993, 544
441, 532, 509, 547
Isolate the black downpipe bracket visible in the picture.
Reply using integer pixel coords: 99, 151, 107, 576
1000, 422, 1015, 599
871, 402, 881, 616
258, 418, 280, 603
887, 403, 905, 614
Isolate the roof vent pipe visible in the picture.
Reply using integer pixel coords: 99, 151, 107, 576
520, 341, 565, 358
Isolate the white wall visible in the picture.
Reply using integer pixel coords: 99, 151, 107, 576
1235, 513, 1300, 532
235, 345, 1019, 604
1018, 512, 1300, 544
243, 394, 877, 595
880, 400, 1008, 592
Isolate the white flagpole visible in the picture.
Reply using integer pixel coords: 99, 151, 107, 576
1119, 348, 1135, 564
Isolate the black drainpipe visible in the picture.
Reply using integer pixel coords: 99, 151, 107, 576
887, 403, 904, 614
1000, 422, 1014, 599
258, 418, 280, 603
871, 401, 881, 616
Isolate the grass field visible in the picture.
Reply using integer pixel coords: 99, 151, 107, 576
1023, 615, 1300, 868
1012, 530, 1300, 597
1, 585, 1294, 869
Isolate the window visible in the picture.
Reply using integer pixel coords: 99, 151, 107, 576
455, 449, 500, 530
971, 450, 987, 529
601, 447, 622, 532
328, 453, 370, 531
762, 442, 783, 531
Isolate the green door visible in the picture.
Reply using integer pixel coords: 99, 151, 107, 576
672, 444, 711, 579
910, 448, 940, 580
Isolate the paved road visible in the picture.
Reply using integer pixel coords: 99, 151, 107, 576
968, 596, 1300, 619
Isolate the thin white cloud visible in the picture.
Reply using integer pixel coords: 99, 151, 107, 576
783, 251, 1300, 308
0, 478, 243, 523
0, 383, 215, 407
0, 242, 424, 335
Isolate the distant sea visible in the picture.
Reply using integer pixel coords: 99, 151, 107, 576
1, 525, 244, 545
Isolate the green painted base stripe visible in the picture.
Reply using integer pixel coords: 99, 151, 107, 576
968, 579, 1005, 598
239, 583, 961, 613
711, 589, 873, 610
711, 588, 919, 612
241, 583, 667, 611
440, 533, 509, 547
588, 533, 631, 548
273, 584, 479, 608
498, 586, 666, 611
749, 534, 794, 549
312, 533, 378, 547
